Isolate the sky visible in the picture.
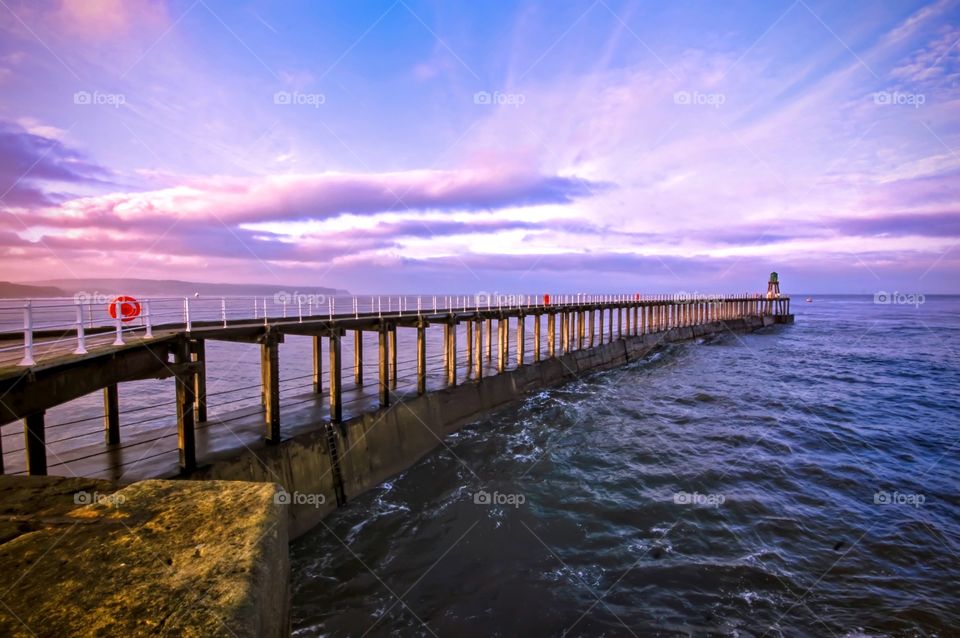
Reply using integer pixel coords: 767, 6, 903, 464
0, 0, 958, 295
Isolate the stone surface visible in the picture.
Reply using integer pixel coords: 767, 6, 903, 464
0, 477, 289, 638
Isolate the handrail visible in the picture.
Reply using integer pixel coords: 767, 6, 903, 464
0, 292, 791, 368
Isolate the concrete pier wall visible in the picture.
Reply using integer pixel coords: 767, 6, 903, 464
194, 316, 792, 539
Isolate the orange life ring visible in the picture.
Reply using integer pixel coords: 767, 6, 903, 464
108, 296, 141, 323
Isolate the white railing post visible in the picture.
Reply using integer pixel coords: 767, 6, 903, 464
184, 297, 192, 333
418, 296, 422, 316
19, 301, 36, 366
221, 297, 227, 328
263, 297, 268, 325
113, 300, 125, 346
282, 298, 287, 319
298, 297, 303, 323
74, 300, 87, 355
144, 300, 154, 339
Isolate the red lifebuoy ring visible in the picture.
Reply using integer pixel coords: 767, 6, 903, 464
543, 293, 551, 305
108, 296, 141, 323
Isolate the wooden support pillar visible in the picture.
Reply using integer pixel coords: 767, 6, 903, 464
577, 310, 585, 350
174, 340, 197, 470
474, 317, 483, 379
486, 319, 492, 361
416, 322, 427, 394
517, 313, 525, 366
587, 308, 597, 348
389, 327, 397, 389
534, 314, 541, 361
24, 411, 46, 476
103, 383, 120, 445
192, 339, 207, 423
625, 304, 631, 336
570, 310, 576, 350
447, 318, 457, 386
618, 306, 623, 338
608, 307, 614, 340
378, 326, 390, 407
498, 318, 506, 371
466, 320, 474, 375
312, 335, 323, 393
353, 329, 363, 386
444, 321, 451, 379
598, 307, 604, 345
548, 312, 556, 357
560, 312, 567, 353
261, 334, 281, 443
329, 330, 343, 422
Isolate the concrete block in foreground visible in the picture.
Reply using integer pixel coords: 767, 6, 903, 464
0, 476, 289, 638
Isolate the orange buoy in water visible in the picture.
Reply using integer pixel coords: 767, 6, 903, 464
108, 296, 141, 323
543, 293, 551, 305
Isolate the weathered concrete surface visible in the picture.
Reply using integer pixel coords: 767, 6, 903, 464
0, 476, 289, 638
192, 315, 792, 539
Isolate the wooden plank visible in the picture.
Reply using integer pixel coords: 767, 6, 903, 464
103, 384, 120, 445
24, 411, 46, 476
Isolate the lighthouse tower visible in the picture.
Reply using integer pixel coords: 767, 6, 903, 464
766, 271, 781, 299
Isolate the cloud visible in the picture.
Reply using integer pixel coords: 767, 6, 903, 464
32, 167, 607, 229
0, 122, 111, 207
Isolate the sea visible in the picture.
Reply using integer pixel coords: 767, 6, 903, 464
289, 295, 960, 637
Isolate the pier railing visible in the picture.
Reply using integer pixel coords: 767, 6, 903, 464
0, 293, 791, 369
0, 292, 791, 478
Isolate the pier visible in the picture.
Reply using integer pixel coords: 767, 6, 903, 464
0, 292, 791, 487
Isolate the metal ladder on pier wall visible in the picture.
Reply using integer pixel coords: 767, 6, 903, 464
324, 422, 348, 506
